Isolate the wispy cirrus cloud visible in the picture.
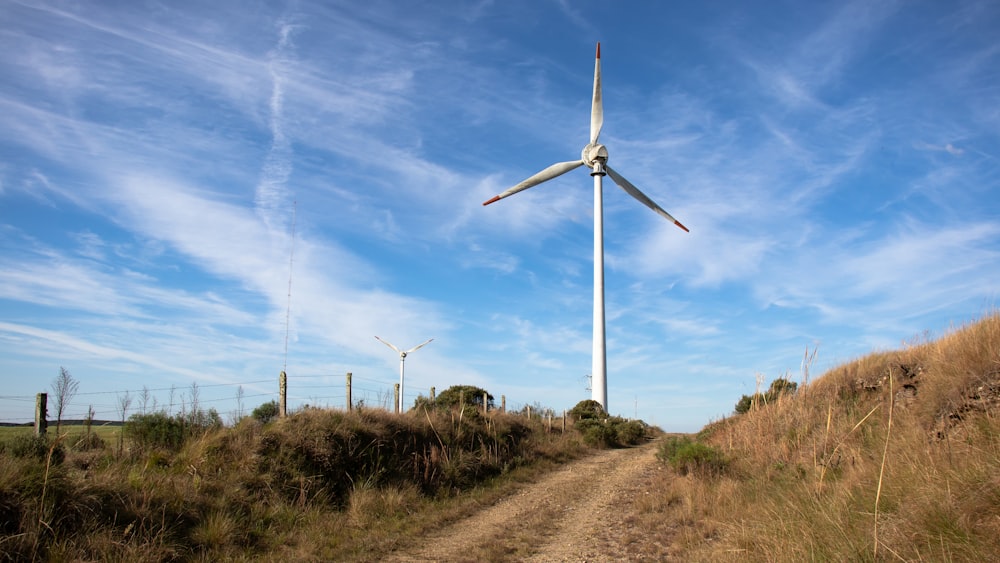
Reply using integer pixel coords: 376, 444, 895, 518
2, 0, 998, 431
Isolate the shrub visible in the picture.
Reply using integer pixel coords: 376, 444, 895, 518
125, 408, 222, 452
126, 412, 186, 451
432, 385, 494, 411
1, 434, 65, 464
574, 416, 648, 448
576, 418, 616, 447
187, 407, 223, 430
615, 420, 647, 445
252, 400, 280, 424
72, 432, 106, 452
657, 435, 728, 477
735, 377, 798, 414
568, 399, 605, 421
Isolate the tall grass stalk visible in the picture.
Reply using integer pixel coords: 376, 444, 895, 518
32, 433, 66, 560
817, 403, 880, 492
874, 368, 894, 559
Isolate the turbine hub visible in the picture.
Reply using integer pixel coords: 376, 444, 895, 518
582, 143, 608, 167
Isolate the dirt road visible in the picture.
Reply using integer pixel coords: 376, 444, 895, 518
383, 442, 665, 562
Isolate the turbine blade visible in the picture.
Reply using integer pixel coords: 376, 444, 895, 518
482, 160, 584, 205
590, 42, 603, 145
374, 336, 402, 354
406, 338, 433, 354
605, 165, 690, 232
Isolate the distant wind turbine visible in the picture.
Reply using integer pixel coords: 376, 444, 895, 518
375, 336, 433, 413
483, 43, 689, 413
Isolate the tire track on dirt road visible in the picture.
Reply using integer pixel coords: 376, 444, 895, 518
384, 441, 662, 562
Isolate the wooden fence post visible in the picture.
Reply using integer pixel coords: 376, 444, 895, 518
501, 395, 506, 413
394, 384, 400, 413
346, 372, 352, 411
35, 393, 47, 436
526, 405, 531, 420
279, 371, 287, 418
482, 391, 488, 414
430, 386, 436, 402
562, 410, 567, 433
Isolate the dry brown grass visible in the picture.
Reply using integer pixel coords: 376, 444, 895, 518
634, 313, 1000, 561
0, 404, 586, 561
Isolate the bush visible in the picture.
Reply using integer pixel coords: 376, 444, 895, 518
72, 432, 106, 452
126, 412, 186, 451
657, 435, 728, 477
125, 409, 222, 452
568, 400, 605, 421
735, 377, 798, 414
574, 416, 647, 448
576, 418, 616, 448
432, 385, 494, 412
1, 434, 65, 464
615, 420, 647, 445
252, 400, 280, 424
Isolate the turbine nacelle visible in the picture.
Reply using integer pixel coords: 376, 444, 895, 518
582, 143, 608, 167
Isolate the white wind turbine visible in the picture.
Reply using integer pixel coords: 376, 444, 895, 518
375, 336, 433, 413
483, 43, 688, 413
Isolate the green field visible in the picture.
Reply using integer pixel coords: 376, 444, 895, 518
0, 423, 121, 443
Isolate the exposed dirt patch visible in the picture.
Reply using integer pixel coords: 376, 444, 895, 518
383, 441, 665, 562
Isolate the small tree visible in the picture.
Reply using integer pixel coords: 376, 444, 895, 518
230, 385, 246, 425
116, 391, 133, 456
51, 366, 79, 434
252, 400, 280, 424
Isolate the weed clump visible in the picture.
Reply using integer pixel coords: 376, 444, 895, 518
656, 435, 728, 477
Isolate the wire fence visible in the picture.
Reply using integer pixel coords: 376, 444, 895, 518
0, 372, 542, 425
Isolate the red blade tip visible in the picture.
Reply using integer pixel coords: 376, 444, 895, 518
675, 220, 690, 233
596, 42, 601, 59
483, 195, 501, 206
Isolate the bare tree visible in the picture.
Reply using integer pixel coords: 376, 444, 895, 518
188, 381, 200, 424
139, 385, 151, 415
230, 385, 245, 425
168, 384, 176, 415
116, 391, 132, 456
51, 366, 79, 434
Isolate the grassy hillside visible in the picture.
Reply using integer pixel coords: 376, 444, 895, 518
643, 313, 1000, 561
0, 405, 611, 561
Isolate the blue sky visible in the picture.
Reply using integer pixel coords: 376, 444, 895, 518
1, 0, 997, 432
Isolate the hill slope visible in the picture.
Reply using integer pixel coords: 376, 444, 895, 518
642, 313, 1000, 561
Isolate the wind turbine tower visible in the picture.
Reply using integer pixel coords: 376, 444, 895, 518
483, 44, 688, 413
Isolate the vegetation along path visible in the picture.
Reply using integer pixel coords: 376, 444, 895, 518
385, 441, 664, 562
